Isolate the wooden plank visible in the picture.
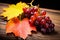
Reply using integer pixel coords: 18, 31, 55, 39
40, 8, 60, 13
0, 3, 60, 40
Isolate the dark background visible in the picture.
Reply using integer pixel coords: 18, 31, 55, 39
0, 0, 60, 10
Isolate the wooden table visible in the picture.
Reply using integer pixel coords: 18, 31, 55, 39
0, 3, 60, 40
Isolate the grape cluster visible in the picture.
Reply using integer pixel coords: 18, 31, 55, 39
23, 6, 55, 33
34, 16, 55, 33
23, 6, 39, 18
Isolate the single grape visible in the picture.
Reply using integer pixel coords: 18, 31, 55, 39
29, 19, 34, 24
34, 11, 39, 17
45, 16, 50, 21
29, 7, 34, 12
46, 20, 52, 24
23, 7, 28, 13
30, 12, 34, 15
34, 20, 40, 26
30, 15, 36, 21
36, 16, 42, 22
40, 19, 46, 25
41, 10, 46, 16
33, 6, 38, 12
49, 23, 55, 28
26, 8, 31, 13
46, 28, 52, 33
23, 7, 31, 14
45, 23, 49, 29
41, 28, 46, 33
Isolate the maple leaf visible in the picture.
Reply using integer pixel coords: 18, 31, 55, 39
6, 17, 36, 39
1, 2, 29, 20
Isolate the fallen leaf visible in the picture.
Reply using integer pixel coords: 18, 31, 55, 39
1, 2, 29, 20
6, 17, 36, 39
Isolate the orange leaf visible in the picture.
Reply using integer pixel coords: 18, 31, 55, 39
6, 17, 36, 39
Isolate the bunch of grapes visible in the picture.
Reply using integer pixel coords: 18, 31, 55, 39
23, 6, 39, 18
35, 16, 55, 33
23, 6, 55, 34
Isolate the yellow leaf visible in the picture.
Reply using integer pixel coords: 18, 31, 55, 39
1, 2, 29, 20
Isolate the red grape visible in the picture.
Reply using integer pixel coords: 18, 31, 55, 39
41, 28, 46, 33
49, 23, 55, 28
23, 7, 28, 13
41, 10, 46, 16
29, 7, 34, 12
34, 20, 40, 26
34, 11, 39, 17
30, 15, 36, 21
26, 8, 31, 13
30, 12, 34, 15
45, 23, 49, 29
36, 16, 42, 22
33, 6, 38, 12
47, 20, 52, 24
45, 16, 50, 21
23, 7, 31, 14
40, 19, 46, 25
29, 19, 33, 24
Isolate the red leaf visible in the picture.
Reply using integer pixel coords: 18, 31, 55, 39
6, 17, 36, 39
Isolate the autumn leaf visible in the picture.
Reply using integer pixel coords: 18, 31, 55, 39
6, 17, 36, 39
1, 2, 29, 20
6, 17, 20, 33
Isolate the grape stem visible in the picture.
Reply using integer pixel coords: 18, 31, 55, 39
18, 14, 21, 21
28, 0, 34, 6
